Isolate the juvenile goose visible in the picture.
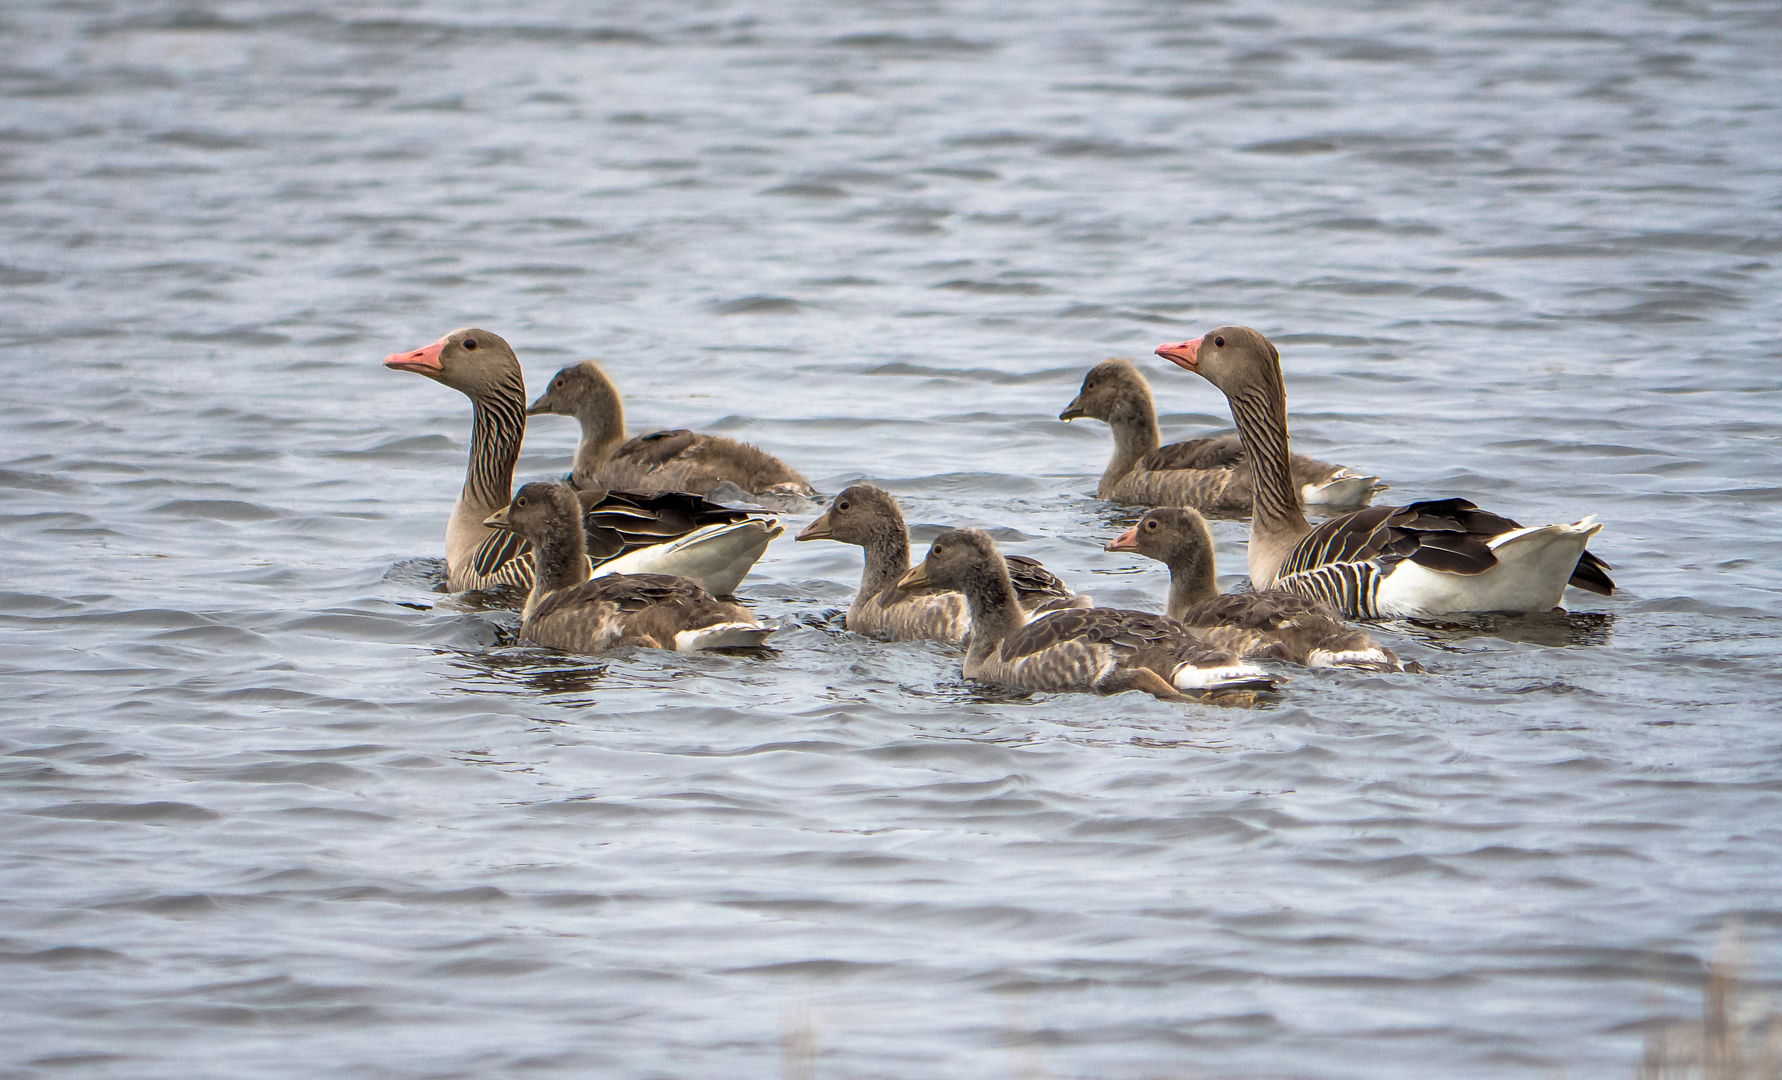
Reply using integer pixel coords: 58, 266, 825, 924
1106, 507, 1401, 671
1060, 358, 1384, 513
898, 529, 1276, 701
1156, 327, 1614, 618
528, 360, 816, 504
794, 483, 1088, 643
485, 482, 772, 653
383, 328, 781, 595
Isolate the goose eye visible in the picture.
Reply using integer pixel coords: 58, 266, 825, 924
462, 337, 479, 351
516, 497, 527, 508
1145, 519, 1158, 531
836, 500, 849, 511
553, 378, 564, 388
932, 545, 944, 557
1212, 335, 1225, 348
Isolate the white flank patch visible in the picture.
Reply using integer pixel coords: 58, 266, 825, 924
673, 623, 774, 651
1307, 648, 1392, 669
1172, 661, 1275, 691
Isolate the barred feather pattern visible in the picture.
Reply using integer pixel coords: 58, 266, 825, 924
1273, 561, 1384, 621
1227, 388, 1300, 527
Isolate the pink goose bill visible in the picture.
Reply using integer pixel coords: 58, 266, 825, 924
383, 339, 445, 373
1154, 337, 1202, 371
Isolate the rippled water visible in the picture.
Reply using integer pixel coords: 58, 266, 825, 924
4, 2, 1781, 1077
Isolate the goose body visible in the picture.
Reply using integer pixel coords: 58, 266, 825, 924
1061, 358, 1384, 513
485, 482, 772, 653
1155, 327, 1613, 619
794, 484, 1087, 643
528, 360, 815, 504
1106, 507, 1400, 671
899, 529, 1275, 700
383, 329, 781, 596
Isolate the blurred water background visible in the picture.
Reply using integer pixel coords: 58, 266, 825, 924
2, 1, 1780, 1077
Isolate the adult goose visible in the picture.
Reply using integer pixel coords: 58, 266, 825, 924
794, 483, 1088, 643
1061, 358, 1384, 513
485, 482, 772, 653
383, 329, 781, 595
527, 360, 816, 505
898, 529, 1276, 701
1155, 327, 1614, 619
1106, 507, 1401, 671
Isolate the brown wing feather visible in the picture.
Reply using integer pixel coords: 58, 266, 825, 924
528, 573, 714, 625
999, 607, 1194, 661
1138, 434, 1246, 472
1003, 554, 1080, 610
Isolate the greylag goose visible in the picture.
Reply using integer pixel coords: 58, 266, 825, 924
1060, 358, 1384, 513
1106, 507, 1401, 671
793, 483, 1088, 642
527, 360, 816, 504
1156, 327, 1614, 618
485, 482, 772, 652
897, 528, 1276, 701
383, 328, 781, 595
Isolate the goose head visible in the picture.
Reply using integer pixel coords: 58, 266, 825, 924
1059, 358, 1153, 425
484, 481, 582, 544
1154, 325, 1278, 397
384, 328, 520, 399
527, 359, 623, 428
795, 484, 904, 546
1107, 507, 1216, 575
898, 528, 1000, 593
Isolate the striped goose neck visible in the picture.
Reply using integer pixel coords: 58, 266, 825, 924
465, 377, 527, 512
1227, 380, 1308, 538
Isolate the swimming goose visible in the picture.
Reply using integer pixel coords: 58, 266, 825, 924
794, 483, 1088, 642
485, 482, 772, 652
898, 528, 1275, 701
1106, 507, 1401, 670
383, 328, 781, 595
527, 359, 816, 504
1060, 358, 1385, 513
1155, 327, 1614, 618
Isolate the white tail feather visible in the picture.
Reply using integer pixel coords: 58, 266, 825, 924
592, 519, 783, 596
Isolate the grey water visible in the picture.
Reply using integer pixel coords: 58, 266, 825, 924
2, 1, 1780, 1077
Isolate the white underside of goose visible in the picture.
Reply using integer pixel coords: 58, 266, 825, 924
673, 622, 776, 651
590, 518, 783, 596
1370, 517, 1603, 618
1305, 647, 1396, 670
1301, 471, 1389, 508
1170, 659, 1276, 691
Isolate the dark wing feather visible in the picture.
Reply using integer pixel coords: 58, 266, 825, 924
612, 429, 703, 468
579, 490, 763, 566
471, 528, 532, 578
1003, 554, 1077, 608
1569, 549, 1615, 595
1282, 498, 1504, 580
1137, 434, 1246, 473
